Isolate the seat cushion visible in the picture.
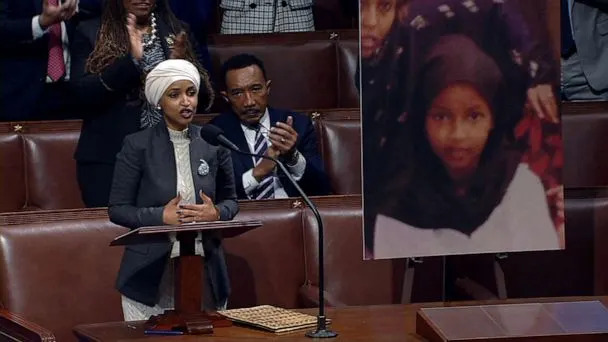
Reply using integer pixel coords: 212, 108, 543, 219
0, 218, 127, 342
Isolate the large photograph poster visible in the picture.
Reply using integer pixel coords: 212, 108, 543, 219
361, 0, 564, 259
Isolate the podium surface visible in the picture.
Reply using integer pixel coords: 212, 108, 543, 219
110, 220, 262, 246
417, 300, 608, 342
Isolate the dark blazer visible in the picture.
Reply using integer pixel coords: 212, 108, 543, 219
108, 121, 238, 307
0, 0, 76, 120
70, 16, 205, 207
210, 108, 331, 199
70, 17, 176, 164
570, 0, 608, 91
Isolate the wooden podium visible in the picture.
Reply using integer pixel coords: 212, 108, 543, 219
416, 301, 608, 341
110, 220, 262, 335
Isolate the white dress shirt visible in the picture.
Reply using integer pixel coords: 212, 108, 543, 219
240, 109, 306, 199
31, 15, 71, 82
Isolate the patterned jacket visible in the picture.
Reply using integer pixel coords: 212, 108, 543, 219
220, 0, 314, 34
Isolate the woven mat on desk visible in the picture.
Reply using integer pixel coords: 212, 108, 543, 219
220, 305, 330, 333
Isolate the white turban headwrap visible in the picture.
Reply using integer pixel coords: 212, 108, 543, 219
144, 59, 201, 106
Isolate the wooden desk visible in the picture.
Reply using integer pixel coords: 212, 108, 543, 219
74, 297, 608, 342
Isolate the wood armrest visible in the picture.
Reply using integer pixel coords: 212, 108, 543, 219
0, 309, 55, 342
299, 282, 346, 308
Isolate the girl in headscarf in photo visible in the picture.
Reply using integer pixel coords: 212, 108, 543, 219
71, 0, 213, 208
108, 59, 237, 321
372, 35, 559, 259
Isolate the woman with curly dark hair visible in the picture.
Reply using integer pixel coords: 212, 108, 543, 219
70, 0, 214, 208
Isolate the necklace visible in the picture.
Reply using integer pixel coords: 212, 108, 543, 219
142, 12, 157, 49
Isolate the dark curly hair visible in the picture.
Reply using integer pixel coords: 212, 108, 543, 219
85, 0, 214, 110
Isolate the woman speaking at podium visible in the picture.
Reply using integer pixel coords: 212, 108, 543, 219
107, 59, 238, 321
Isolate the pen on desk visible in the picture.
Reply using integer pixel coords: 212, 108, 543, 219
144, 330, 184, 335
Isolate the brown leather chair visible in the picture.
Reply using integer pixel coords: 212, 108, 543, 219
225, 201, 307, 309
0, 309, 55, 342
316, 110, 361, 194
0, 131, 25, 212
209, 40, 338, 113
0, 214, 126, 342
563, 112, 608, 188
0, 109, 365, 213
22, 131, 84, 210
300, 196, 405, 306
337, 39, 359, 108
586, 189, 608, 295
207, 30, 358, 113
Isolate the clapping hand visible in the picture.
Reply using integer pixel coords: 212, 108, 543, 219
126, 13, 143, 60
268, 116, 298, 157
177, 190, 220, 223
169, 31, 188, 59
39, 0, 78, 29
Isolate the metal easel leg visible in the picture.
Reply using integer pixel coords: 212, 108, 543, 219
494, 253, 508, 300
401, 257, 423, 304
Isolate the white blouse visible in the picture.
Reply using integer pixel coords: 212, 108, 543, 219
372, 164, 560, 259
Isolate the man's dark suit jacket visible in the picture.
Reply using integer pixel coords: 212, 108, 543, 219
108, 120, 238, 307
570, 0, 608, 91
0, 0, 75, 120
210, 108, 331, 199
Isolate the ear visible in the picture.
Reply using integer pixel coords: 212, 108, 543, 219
220, 90, 229, 103
266, 79, 272, 94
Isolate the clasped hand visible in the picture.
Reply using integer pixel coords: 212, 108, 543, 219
526, 84, 558, 123
162, 191, 219, 225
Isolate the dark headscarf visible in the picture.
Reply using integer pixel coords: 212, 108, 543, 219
378, 34, 522, 235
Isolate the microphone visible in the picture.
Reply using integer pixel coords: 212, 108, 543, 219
199, 124, 240, 152
200, 124, 338, 338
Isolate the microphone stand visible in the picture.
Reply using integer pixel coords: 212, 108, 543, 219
223, 145, 338, 338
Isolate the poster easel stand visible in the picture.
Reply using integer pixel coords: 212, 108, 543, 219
400, 253, 508, 303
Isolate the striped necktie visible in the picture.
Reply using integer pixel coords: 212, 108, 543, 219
251, 129, 275, 199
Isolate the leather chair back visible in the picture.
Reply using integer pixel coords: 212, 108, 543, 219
316, 111, 361, 194
0, 216, 126, 342
563, 113, 608, 187
22, 131, 83, 210
301, 196, 405, 305
224, 202, 307, 309
0, 130, 25, 212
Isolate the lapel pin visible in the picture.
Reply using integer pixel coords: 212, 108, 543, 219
198, 159, 210, 176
